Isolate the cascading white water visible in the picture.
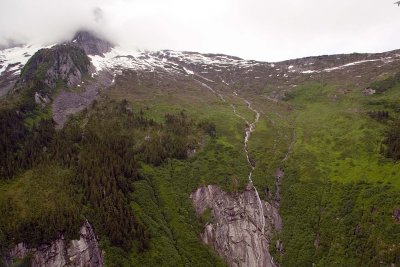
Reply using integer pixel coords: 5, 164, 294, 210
241, 100, 265, 235
195, 78, 277, 266
230, 98, 265, 234
234, 98, 266, 265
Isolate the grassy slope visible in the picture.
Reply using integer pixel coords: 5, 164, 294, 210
274, 82, 400, 266
288, 83, 400, 187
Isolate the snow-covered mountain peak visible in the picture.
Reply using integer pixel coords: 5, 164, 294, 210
1, 30, 400, 99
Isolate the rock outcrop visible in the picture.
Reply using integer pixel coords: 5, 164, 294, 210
6, 221, 103, 267
72, 31, 113, 56
191, 184, 281, 267
16, 44, 91, 90
52, 70, 114, 128
394, 208, 400, 223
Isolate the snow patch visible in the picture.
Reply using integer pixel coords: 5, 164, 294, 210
0, 43, 56, 76
89, 47, 185, 75
301, 70, 319, 74
0, 44, 43, 75
183, 67, 194, 75
323, 58, 392, 72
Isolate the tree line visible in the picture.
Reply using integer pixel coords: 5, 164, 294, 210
0, 98, 215, 255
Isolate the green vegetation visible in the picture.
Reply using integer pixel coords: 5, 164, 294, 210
369, 71, 400, 94
282, 83, 400, 186
383, 121, 400, 160
128, 164, 226, 266
0, 96, 230, 266
0, 166, 82, 254
277, 173, 400, 266
0, 110, 55, 180
20, 44, 90, 86
1, 61, 255, 266
271, 82, 400, 266
2, 44, 400, 266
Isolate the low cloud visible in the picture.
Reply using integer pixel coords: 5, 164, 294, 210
1, 0, 399, 61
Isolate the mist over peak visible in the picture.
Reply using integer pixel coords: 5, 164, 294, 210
1, 0, 400, 61
0, 0, 114, 48
71, 30, 113, 56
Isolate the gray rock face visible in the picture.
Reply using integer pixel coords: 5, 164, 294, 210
72, 31, 113, 56
16, 44, 91, 91
191, 184, 280, 267
34, 92, 50, 106
52, 70, 114, 129
7, 221, 103, 267
394, 208, 400, 223
44, 54, 83, 88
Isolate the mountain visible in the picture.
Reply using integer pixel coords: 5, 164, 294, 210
0, 31, 400, 267
70, 30, 113, 56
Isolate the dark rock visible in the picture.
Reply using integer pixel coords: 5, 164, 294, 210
394, 208, 400, 223
276, 239, 284, 253
16, 44, 91, 91
71, 31, 113, 56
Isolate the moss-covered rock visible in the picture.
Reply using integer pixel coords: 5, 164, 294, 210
18, 44, 91, 92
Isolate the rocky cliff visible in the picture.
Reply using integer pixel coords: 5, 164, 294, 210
5, 221, 103, 267
16, 44, 91, 91
72, 31, 113, 56
191, 184, 281, 267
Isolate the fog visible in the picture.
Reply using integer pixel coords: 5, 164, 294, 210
1, 0, 399, 61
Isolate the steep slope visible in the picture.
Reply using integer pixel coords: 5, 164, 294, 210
191, 184, 280, 267
0, 44, 46, 96
6, 221, 103, 267
71, 30, 113, 56
16, 43, 91, 90
1, 31, 400, 267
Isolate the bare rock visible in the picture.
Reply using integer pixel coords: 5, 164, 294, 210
394, 208, 400, 223
52, 70, 114, 129
15, 44, 91, 92
34, 92, 50, 107
72, 31, 113, 56
276, 239, 284, 253
6, 221, 103, 267
191, 184, 280, 267
363, 87, 376, 96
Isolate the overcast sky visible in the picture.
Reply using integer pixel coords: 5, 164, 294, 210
1, 0, 399, 61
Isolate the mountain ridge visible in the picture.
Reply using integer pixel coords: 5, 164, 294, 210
1, 30, 400, 86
